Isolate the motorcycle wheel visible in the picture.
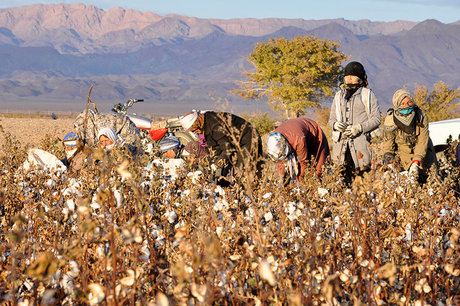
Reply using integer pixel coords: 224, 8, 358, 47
175, 131, 195, 146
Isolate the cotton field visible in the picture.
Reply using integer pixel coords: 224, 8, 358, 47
0, 131, 459, 305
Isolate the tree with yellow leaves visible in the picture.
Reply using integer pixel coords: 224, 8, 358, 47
232, 36, 347, 119
413, 81, 460, 122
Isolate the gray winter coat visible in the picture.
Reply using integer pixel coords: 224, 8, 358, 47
329, 87, 381, 170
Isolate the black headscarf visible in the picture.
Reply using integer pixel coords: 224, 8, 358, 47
343, 61, 368, 100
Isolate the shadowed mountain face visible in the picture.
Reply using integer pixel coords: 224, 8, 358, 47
0, 4, 458, 114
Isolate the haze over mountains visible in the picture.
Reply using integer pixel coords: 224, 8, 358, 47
0, 4, 459, 114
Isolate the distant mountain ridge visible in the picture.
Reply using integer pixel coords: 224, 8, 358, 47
0, 4, 459, 114
0, 4, 419, 54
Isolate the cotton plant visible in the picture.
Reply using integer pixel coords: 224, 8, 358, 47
0, 129, 459, 305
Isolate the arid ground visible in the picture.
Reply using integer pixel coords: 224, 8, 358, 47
0, 116, 75, 147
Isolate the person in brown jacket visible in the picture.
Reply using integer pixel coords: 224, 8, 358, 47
382, 89, 437, 181
266, 118, 330, 183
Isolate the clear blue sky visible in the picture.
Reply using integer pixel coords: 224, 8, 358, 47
1, 0, 459, 23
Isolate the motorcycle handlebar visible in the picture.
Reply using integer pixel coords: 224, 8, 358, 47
128, 99, 144, 103
112, 98, 144, 114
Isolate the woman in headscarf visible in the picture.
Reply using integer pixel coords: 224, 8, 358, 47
265, 118, 330, 184
382, 89, 437, 181
328, 61, 381, 184
97, 127, 124, 151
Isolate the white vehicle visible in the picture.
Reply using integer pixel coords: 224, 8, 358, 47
428, 118, 460, 162
428, 117, 460, 153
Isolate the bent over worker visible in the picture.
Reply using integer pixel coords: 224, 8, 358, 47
266, 118, 330, 183
179, 110, 263, 185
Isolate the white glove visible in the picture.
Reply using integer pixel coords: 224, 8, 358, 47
333, 121, 348, 132
408, 162, 419, 178
344, 124, 362, 137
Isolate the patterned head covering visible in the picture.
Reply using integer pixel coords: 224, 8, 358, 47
392, 89, 416, 128
63, 132, 80, 146
159, 135, 181, 153
392, 89, 413, 109
179, 111, 199, 131
63, 132, 81, 159
266, 132, 290, 161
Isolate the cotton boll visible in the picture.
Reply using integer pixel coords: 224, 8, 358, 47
50, 270, 61, 286
214, 186, 226, 196
191, 170, 203, 184
264, 212, 273, 222
120, 270, 136, 286
139, 244, 150, 261
285, 202, 299, 221
155, 292, 169, 306
213, 199, 228, 212
113, 189, 123, 208
67, 261, 80, 279
88, 283, 105, 305
66, 199, 75, 211
60, 274, 74, 294
41, 203, 50, 212
259, 260, 276, 286
96, 245, 106, 258
263, 192, 272, 199
245, 208, 255, 220
174, 221, 185, 230
405, 223, 413, 242
90, 202, 101, 210
164, 211, 177, 224
122, 227, 143, 244
317, 188, 328, 197
151, 229, 159, 239
45, 179, 55, 188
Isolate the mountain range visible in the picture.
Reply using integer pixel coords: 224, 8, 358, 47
0, 4, 459, 115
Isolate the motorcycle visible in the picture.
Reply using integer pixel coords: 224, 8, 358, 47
111, 99, 196, 154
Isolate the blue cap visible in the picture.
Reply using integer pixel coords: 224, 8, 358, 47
63, 132, 80, 147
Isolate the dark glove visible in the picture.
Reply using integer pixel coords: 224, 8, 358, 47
383, 152, 395, 165
216, 176, 231, 187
